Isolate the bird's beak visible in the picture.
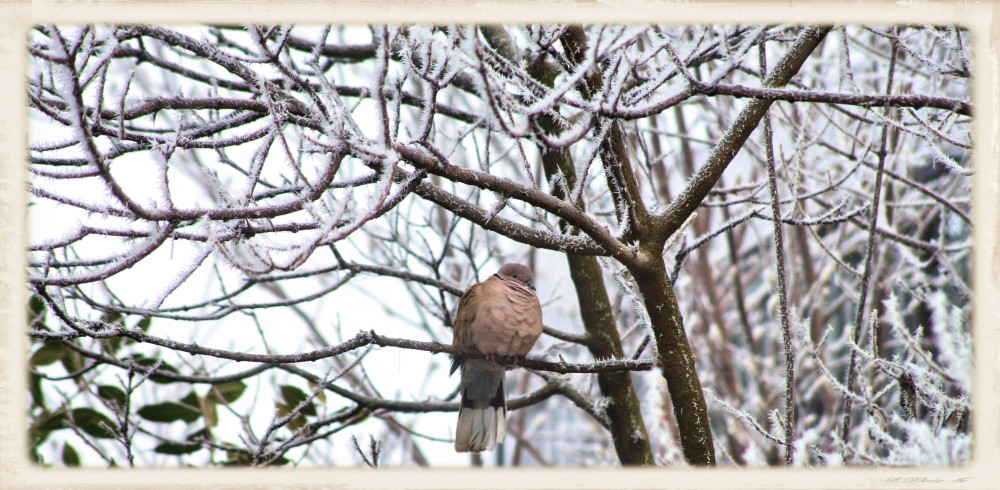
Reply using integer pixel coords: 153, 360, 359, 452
527, 281, 536, 291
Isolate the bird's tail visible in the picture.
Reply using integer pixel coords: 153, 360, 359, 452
454, 366, 506, 453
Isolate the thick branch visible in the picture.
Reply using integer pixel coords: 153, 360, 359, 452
528, 38, 656, 465
414, 181, 607, 255
397, 144, 631, 259
659, 26, 833, 241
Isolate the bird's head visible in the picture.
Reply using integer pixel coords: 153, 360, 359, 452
496, 263, 535, 290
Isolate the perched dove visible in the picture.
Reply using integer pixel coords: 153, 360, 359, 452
450, 263, 543, 453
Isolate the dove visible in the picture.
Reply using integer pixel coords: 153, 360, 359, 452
450, 263, 543, 453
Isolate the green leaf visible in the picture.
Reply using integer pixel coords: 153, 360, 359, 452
62, 442, 80, 467
200, 397, 218, 428
128, 355, 180, 384
30, 344, 67, 366
28, 295, 46, 321
207, 381, 247, 404
180, 390, 199, 408
154, 441, 201, 455
308, 380, 327, 404
30, 344, 66, 366
106, 335, 124, 354
223, 449, 253, 466
269, 456, 291, 466
279, 385, 316, 416
186, 426, 212, 443
100, 310, 124, 326
137, 402, 201, 424
59, 348, 83, 377
71, 408, 116, 439
125, 317, 152, 345
29, 372, 46, 411
97, 385, 127, 409
180, 390, 216, 428
275, 402, 308, 433
29, 446, 42, 465
34, 410, 69, 436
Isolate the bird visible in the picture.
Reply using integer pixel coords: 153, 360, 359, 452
450, 263, 543, 453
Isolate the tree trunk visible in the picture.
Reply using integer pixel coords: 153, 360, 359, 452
629, 252, 717, 465
507, 31, 655, 465
566, 255, 656, 465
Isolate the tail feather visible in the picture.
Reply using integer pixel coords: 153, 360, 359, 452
454, 371, 506, 452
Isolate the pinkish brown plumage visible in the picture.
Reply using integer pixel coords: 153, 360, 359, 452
451, 263, 543, 452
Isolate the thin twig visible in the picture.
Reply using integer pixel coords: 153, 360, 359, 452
759, 38, 796, 466
839, 31, 898, 455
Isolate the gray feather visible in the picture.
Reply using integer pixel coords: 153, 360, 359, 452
454, 360, 507, 453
